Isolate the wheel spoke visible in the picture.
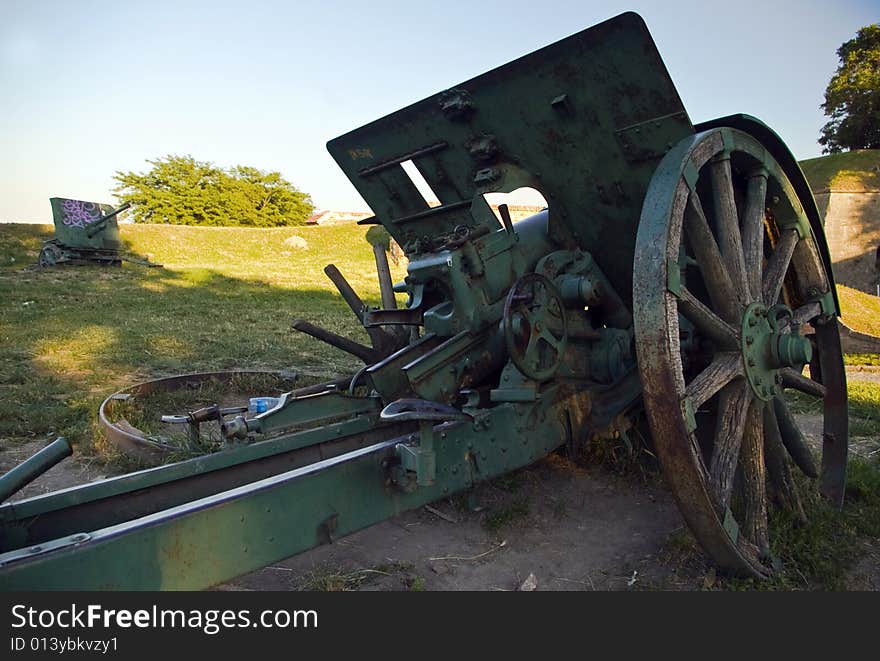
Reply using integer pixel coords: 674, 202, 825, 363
539, 327, 563, 353
684, 193, 740, 323
780, 367, 827, 398
710, 157, 750, 300
741, 169, 768, 301
763, 404, 807, 523
762, 229, 799, 306
678, 286, 739, 349
740, 399, 769, 555
685, 352, 743, 410
772, 397, 819, 478
525, 331, 540, 362
709, 381, 751, 507
791, 302, 822, 327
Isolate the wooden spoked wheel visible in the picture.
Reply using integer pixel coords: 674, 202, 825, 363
633, 128, 848, 578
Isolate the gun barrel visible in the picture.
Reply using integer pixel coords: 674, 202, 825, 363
85, 202, 132, 238
0, 438, 72, 503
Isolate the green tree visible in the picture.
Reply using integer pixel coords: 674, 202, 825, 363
113, 155, 315, 226
819, 24, 880, 153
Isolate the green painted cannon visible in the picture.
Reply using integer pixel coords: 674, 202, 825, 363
39, 198, 129, 266
0, 12, 846, 588
39, 198, 159, 267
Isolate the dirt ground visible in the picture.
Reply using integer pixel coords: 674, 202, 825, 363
0, 435, 697, 590
846, 365, 880, 383
1, 370, 877, 592
221, 455, 693, 592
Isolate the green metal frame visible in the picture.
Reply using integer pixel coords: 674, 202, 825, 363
0, 393, 569, 589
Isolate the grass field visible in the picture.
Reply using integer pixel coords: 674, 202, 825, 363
799, 149, 880, 192
837, 284, 880, 366
0, 222, 406, 455
1, 221, 879, 589
1, 221, 877, 455
838, 283, 880, 337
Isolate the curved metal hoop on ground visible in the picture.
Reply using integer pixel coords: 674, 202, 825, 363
98, 370, 302, 460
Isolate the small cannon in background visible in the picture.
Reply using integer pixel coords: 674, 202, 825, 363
38, 198, 160, 267
0, 12, 847, 587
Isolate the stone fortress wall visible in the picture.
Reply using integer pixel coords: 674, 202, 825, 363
814, 189, 880, 295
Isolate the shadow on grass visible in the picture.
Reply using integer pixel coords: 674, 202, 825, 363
0, 235, 374, 459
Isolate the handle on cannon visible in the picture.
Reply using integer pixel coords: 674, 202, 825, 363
86, 202, 132, 238
0, 437, 72, 503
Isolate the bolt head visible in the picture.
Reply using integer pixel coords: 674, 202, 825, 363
748, 358, 756, 367
746, 336, 754, 345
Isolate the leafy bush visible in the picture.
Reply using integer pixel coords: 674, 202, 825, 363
114, 155, 314, 227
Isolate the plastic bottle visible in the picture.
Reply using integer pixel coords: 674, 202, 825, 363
248, 397, 281, 415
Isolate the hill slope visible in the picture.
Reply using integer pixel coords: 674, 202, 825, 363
799, 149, 880, 192
838, 284, 880, 337
0, 222, 406, 450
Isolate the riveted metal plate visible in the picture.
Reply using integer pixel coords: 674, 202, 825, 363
615, 111, 693, 162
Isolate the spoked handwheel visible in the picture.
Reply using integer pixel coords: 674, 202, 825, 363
633, 127, 848, 578
503, 273, 567, 382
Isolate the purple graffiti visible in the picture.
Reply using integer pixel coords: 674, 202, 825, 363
61, 199, 104, 228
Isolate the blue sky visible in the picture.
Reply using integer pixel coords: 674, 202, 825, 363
1, 0, 876, 222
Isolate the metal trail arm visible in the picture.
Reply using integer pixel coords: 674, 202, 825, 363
0, 392, 570, 589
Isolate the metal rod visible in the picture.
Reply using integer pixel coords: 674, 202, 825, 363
357, 141, 448, 177
498, 203, 515, 234
85, 202, 132, 238
323, 264, 368, 318
0, 438, 72, 503
323, 263, 398, 354
291, 319, 377, 363
372, 244, 397, 310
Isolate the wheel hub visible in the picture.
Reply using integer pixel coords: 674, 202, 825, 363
741, 302, 812, 401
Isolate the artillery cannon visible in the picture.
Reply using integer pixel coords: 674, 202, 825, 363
0, 12, 846, 588
39, 198, 160, 267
